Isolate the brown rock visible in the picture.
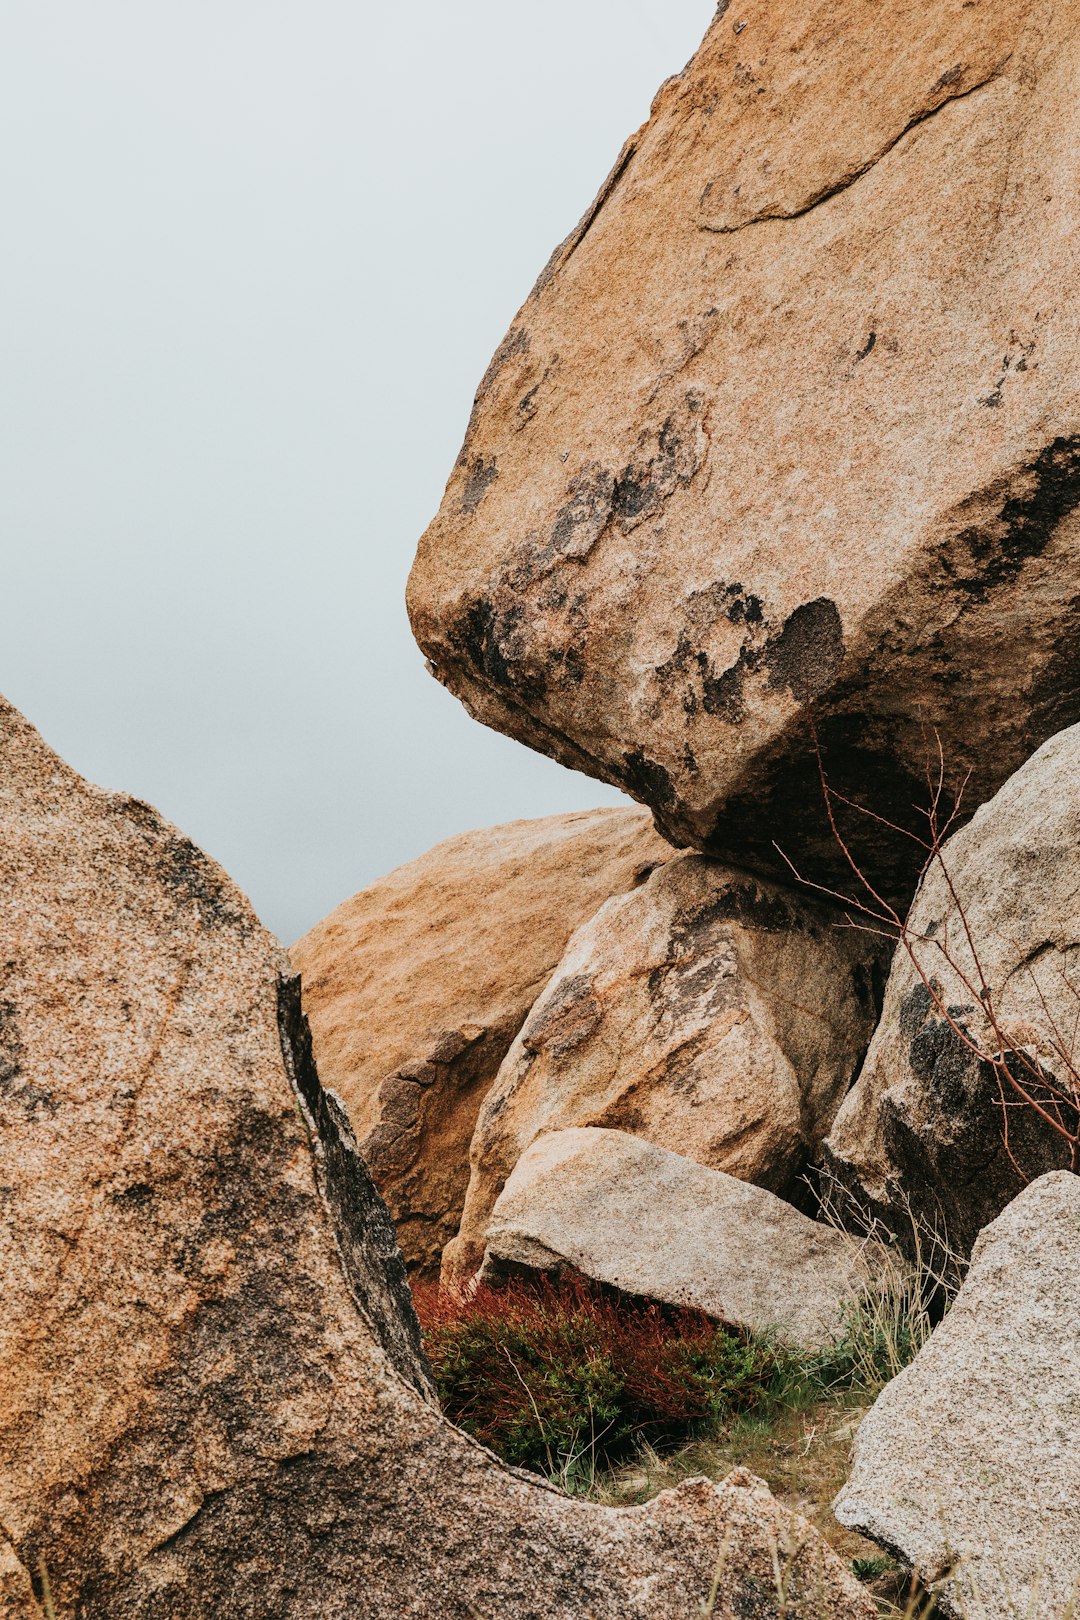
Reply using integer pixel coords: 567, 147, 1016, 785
446, 853, 885, 1281
481, 1128, 899, 1350
824, 724, 1080, 1256
0, 695, 882, 1618
408, 0, 1080, 908
290, 808, 670, 1275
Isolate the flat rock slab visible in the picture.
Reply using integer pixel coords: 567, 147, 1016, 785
0, 695, 876, 1619
447, 852, 884, 1280
290, 807, 671, 1275
835, 1171, 1080, 1619
409, 0, 1080, 909
481, 1127, 893, 1350
824, 723, 1080, 1256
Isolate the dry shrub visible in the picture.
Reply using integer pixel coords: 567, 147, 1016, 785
779, 725, 1080, 1182
413, 1274, 790, 1486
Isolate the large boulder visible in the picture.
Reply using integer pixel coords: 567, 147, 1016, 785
291, 808, 670, 1275
481, 1128, 897, 1351
834, 1171, 1080, 1619
408, 0, 1080, 908
824, 725, 1080, 1257
0, 694, 881, 1619
446, 853, 886, 1280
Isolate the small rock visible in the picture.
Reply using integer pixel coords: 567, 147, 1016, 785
481, 1127, 896, 1349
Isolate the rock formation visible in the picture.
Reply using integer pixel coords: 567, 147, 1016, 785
481, 1128, 897, 1350
291, 808, 670, 1275
408, 0, 1080, 908
446, 853, 885, 1279
0, 694, 883, 1618
834, 1171, 1080, 1619
824, 724, 1080, 1256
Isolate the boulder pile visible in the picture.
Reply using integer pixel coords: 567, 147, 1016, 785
446, 852, 885, 1280
6, 0, 1080, 1612
0, 695, 875, 1619
291, 808, 670, 1275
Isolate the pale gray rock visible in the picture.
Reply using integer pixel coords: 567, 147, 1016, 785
834, 1171, 1080, 1619
824, 724, 1080, 1257
447, 852, 886, 1281
481, 1127, 896, 1350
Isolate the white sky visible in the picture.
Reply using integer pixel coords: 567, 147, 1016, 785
1, 1, 715, 942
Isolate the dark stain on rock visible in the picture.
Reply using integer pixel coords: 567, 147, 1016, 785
0, 996, 56, 1117
827, 981, 1080, 1258
277, 972, 434, 1398
0, 998, 23, 1092
653, 581, 767, 724
764, 598, 845, 703
619, 749, 677, 812
550, 464, 615, 559
460, 455, 499, 515
522, 974, 603, 1059
612, 393, 706, 533
457, 598, 528, 697
948, 437, 1080, 600
158, 835, 248, 933
702, 647, 761, 722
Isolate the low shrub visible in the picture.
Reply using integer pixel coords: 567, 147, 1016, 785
413, 1274, 796, 1484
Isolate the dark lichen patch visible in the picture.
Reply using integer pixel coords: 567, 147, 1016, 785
836, 973, 1080, 1257
453, 595, 546, 704
702, 646, 763, 722
653, 581, 768, 724
158, 835, 249, 933
878, 1028, 1075, 1258
668, 878, 807, 950
461, 455, 499, 515
612, 392, 706, 533
0, 995, 56, 1117
0, 997, 23, 1091
945, 436, 1080, 602
764, 598, 845, 703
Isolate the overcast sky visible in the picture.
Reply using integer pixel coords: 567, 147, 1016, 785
2, 1, 714, 944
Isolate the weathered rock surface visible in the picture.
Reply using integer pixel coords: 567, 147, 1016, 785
446, 853, 885, 1280
481, 1128, 895, 1349
0, 695, 882, 1618
290, 808, 670, 1276
835, 1171, 1080, 1619
408, 0, 1080, 907
824, 724, 1080, 1256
